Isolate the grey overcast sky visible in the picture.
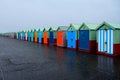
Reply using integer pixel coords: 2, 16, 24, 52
0, 0, 120, 33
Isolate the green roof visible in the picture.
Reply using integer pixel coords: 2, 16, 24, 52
52, 27, 59, 31
31, 29, 34, 32
68, 24, 82, 30
38, 29, 40, 31
34, 29, 37, 31
48, 27, 52, 31
34, 29, 40, 32
22, 30, 25, 32
49, 26, 59, 31
79, 23, 98, 30
96, 21, 120, 30
25, 30, 27, 32
44, 27, 50, 31
40, 28, 45, 31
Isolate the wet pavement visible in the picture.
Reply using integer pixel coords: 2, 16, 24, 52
0, 36, 120, 80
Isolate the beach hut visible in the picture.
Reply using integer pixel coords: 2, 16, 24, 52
6, 32, 10, 37
20, 31, 22, 40
9, 33, 11, 38
49, 27, 58, 46
11, 32, 14, 39
9, 33, 12, 38
17, 32, 21, 40
16, 32, 18, 39
27, 30, 31, 41
41, 28, 45, 44
43, 27, 50, 44
18, 32, 21, 40
38, 29, 43, 43
25, 31, 28, 41
56, 26, 68, 47
30, 30, 34, 42
34, 29, 38, 43
96, 22, 120, 57
12, 32, 16, 39
78, 23, 98, 53
21, 31, 25, 40
67, 24, 81, 50
17, 32, 19, 39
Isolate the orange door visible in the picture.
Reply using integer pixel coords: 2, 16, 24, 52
57, 31, 63, 46
43, 32, 48, 44
34, 32, 38, 42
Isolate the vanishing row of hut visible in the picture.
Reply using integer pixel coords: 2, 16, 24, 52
2, 22, 120, 57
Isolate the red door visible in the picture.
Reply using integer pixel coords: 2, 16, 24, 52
57, 31, 63, 46
43, 32, 48, 44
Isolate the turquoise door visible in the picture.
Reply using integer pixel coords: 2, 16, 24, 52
67, 31, 76, 48
31, 32, 34, 42
98, 29, 113, 54
22, 32, 25, 40
28, 32, 31, 41
18, 33, 21, 40
38, 32, 42, 43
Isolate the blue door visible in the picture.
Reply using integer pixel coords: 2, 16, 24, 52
28, 32, 31, 41
18, 33, 20, 40
22, 32, 25, 40
67, 31, 76, 48
38, 32, 42, 43
50, 32, 54, 44
79, 30, 89, 50
98, 29, 113, 54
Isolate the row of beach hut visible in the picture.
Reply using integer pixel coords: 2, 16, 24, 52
3, 22, 120, 57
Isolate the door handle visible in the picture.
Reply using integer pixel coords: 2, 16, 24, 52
105, 42, 107, 44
